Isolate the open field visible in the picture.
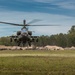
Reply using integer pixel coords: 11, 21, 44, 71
0, 50, 75, 57
0, 50, 75, 75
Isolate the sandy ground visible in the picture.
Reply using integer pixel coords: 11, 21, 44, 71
0, 54, 75, 57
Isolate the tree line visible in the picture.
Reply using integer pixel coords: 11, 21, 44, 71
0, 26, 75, 48
36, 26, 75, 47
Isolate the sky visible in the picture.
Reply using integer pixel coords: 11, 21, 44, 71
0, 0, 75, 37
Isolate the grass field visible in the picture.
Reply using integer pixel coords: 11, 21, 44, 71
0, 50, 75, 75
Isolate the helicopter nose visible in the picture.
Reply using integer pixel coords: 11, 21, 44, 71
21, 32, 28, 37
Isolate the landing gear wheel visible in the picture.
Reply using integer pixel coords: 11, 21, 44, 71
10, 38, 12, 42
28, 42, 31, 46
36, 38, 38, 42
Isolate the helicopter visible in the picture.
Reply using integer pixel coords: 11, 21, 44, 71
0, 19, 59, 46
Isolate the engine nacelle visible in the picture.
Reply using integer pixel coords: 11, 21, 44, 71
17, 31, 21, 35
28, 31, 32, 35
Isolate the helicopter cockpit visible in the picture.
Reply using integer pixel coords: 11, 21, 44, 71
21, 28, 27, 33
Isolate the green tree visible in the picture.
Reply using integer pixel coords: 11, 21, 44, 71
68, 26, 75, 46
49, 35, 57, 45
56, 33, 67, 47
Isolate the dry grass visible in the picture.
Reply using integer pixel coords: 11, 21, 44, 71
0, 50, 75, 75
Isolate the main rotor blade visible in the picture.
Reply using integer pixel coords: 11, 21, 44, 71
0, 21, 24, 26
0, 21, 60, 26
27, 19, 42, 25
25, 25, 60, 26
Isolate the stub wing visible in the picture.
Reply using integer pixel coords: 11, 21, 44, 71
10, 35, 18, 38
31, 36, 39, 38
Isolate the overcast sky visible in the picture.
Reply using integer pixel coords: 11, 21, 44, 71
0, 0, 75, 36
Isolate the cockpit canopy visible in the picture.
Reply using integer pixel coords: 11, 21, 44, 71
21, 28, 27, 33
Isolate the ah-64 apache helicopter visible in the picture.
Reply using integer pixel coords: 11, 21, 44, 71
0, 19, 58, 46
